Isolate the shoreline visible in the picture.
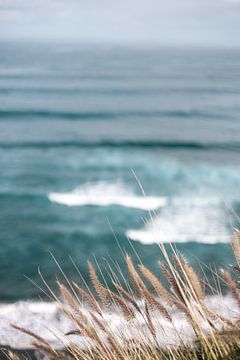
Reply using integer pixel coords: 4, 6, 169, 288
0, 294, 238, 351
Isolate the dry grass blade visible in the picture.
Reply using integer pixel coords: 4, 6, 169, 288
139, 264, 170, 302
107, 335, 125, 360
6, 353, 21, 360
172, 300, 194, 325
10, 229, 240, 360
231, 229, 240, 263
221, 270, 240, 306
89, 312, 117, 359
145, 301, 156, 339
202, 304, 235, 327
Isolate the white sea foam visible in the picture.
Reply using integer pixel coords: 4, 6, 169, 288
127, 197, 230, 244
48, 181, 167, 211
0, 295, 238, 350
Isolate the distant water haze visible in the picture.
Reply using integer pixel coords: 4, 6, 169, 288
0, 0, 240, 46
0, 43, 240, 301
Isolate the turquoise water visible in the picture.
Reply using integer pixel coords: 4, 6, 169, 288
0, 43, 240, 301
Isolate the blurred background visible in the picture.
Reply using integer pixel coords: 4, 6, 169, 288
0, 0, 240, 301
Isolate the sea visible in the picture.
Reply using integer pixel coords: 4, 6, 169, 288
0, 42, 240, 301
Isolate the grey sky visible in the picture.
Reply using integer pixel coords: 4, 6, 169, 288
0, 0, 240, 46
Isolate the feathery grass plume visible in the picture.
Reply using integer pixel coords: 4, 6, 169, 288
61, 305, 88, 334
126, 255, 146, 294
61, 305, 94, 338
231, 229, 240, 263
221, 269, 240, 306
87, 261, 110, 307
144, 300, 156, 339
59, 283, 80, 310
64, 307, 105, 352
143, 288, 172, 322
173, 255, 204, 301
11, 229, 240, 360
173, 258, 227, 333
73, 282, 102, 316
159, 261, 185, 304
126, 257, 172, 323
58, 284, 94, 331
66, 318, 110, 360
113, 282, 141, 313
90, 312, 107, 333
172, 299, 193, 323
108, 289, 135, 321
10, 324, 53, 348
139, 264, 170, 302
159, 262, 204, 331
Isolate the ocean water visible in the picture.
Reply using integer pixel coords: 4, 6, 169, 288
0, 43, 240, 301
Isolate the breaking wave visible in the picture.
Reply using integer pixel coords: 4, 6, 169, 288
127, 197, 231, 244
0, 295, 237, 349
48, 182, 167, 211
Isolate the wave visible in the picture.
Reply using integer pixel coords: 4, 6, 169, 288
0, 109, 225, 121
1, 140, 240, 151
48, 182, 167, 211
0, 86, 238, 95
127, 197, 230, 244
0, 110, 116, 120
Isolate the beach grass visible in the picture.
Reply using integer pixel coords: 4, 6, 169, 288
7, 229, 240, 360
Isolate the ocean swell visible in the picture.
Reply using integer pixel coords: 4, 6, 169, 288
2, 140, 240, 150
0, 109, 225, 121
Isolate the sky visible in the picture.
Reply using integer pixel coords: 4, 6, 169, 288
0, 0, 240, 46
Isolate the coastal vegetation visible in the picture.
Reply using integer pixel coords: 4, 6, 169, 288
7, 230, 240, 360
